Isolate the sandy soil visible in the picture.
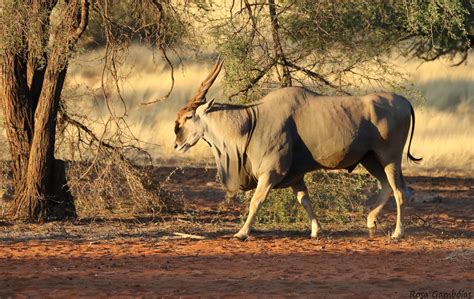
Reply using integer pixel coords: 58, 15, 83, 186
0, 168, 473, 297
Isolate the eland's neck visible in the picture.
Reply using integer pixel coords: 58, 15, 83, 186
202, 104, 257, 151
200, 103, 258, 192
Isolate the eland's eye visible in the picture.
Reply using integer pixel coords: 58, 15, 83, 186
174, 122, 180, 134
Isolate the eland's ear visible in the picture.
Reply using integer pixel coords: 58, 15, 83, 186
196, 98, 215, 116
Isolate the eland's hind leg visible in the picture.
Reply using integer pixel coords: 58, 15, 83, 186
383, 161, 407, 239
361, 154, 392, 232
291, 180, 319, 238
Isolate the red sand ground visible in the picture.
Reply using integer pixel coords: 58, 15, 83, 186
0, 169, 473, 297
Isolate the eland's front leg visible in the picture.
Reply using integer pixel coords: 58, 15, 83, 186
234, 173, 275, 241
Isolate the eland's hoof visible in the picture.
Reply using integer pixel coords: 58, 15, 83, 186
390, 228, 404, 239
367, 218, 377, 230
233, 232, 249, 241
368, 227, 377, 239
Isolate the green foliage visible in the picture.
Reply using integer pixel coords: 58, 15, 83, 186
240, 170, 378, 226
210, 6, 275, 102
80, 0, 193, 50
209, 0, 472, 101
0, 2, 49, 63
282, 1, 403, 55
216, 34, 266, 102
402, 0, 472, 61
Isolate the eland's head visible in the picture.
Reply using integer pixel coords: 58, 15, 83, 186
174, 58, 223, 152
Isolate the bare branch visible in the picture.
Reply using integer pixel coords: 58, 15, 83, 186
286, 61, 351, 95
60, 110, 115, 151
268, 0, 291, 87
71, 0, 90, 42
243, 0, 258, 36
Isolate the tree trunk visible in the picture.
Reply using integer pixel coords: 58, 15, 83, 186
2, 50, 76, 222
1, 53, 34, 198
14, 50, 76, 221
0, 1, 88, 222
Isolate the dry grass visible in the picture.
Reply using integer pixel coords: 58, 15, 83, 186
405, 108, 473, 176
394, 56, 473, 109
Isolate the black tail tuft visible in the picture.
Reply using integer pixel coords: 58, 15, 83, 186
407, 105, 422, 163
408, 152, 423, 163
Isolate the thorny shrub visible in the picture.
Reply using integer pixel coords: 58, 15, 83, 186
67, 156, 180, 219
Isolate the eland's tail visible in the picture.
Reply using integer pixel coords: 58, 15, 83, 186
407, 105, 422, 163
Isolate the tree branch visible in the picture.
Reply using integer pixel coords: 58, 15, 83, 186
286, 61, 351, 95
268, 0, 291, 87
141, 0, 175, 106
60, 111, 115, 151
141, 44, 175, 106
71, 0, 90, 42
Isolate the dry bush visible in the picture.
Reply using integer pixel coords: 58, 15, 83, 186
67, 156, 180, 219
55, 94, 183, 219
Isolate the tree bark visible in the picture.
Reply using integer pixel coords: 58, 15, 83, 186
14, 49, 76, 221
2, 48, 76, 222
1, 0, 88, 222
2, 50, 36, 196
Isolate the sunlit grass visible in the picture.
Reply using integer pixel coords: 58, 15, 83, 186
394, 56, 473, 109
405, 107, 473, 175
